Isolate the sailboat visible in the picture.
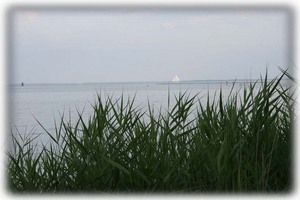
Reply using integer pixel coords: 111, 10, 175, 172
172, 75, 180, 83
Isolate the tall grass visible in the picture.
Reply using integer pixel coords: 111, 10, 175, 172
7, 71, 294, 193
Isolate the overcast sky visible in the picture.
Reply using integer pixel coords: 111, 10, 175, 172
10, 7, 292, 84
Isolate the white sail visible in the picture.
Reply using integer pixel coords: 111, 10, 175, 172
172, 75, 180, 83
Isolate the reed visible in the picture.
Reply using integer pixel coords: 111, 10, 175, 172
7, 71, 294, 193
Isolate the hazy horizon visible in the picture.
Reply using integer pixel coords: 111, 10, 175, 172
11, 76, 291, 85
9, 7, 293, 84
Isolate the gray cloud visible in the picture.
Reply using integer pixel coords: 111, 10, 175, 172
11, 9, 291, 84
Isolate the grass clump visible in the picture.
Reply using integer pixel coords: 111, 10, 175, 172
7, 71, 294, 193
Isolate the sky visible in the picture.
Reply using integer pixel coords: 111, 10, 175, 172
10, 7, 292, 84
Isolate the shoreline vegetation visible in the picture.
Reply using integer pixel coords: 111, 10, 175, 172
7, 70, 294, 193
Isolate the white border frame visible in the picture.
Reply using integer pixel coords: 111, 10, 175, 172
1, 1, 298, 200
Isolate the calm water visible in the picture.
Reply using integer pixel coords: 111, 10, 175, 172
8, 80, 272, 146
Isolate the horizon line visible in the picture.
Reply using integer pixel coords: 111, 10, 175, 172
9, 78, 290, 86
